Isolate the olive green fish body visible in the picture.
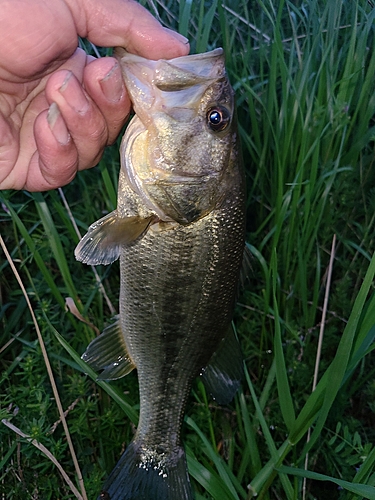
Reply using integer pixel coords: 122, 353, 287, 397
75, 48, 245, 500
119, 173, 244, 446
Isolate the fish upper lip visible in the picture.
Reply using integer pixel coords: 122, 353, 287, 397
114, 47, 224, 71
115, 47, 227, 112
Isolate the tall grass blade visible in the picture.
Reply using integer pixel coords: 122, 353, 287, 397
244, 365, 293, 498
99, 159, 117, 210
186, 445, 239, 500
2, 199, 66, 309
271, 249, 295, 432
178, 0, 192, 38
299, 251, 375, 454
278, 466, 375, 498
195, 0, 218, 53
238, 389, 262, 479
351, 446, 375, 493
186, 417, 244, 500
32, 192, 79, 303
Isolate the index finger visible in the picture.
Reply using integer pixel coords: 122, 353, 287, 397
65, 0, 190, 60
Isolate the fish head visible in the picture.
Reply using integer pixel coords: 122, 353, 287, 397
115, 48, 239, 224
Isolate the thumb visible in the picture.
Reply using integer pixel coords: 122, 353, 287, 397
65, 0, 190, 59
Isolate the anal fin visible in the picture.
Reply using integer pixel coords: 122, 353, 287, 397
75, 211, 155, 265
82, 315, 135, 380
200, 323, 243, 405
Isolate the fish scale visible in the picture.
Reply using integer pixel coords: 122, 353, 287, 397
75, 48, 246, 500
120, 205, 243, 406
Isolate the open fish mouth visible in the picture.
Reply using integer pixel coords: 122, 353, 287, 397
114, 47, 226, 114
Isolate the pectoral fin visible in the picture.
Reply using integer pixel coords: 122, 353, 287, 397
82, 315, 135, 380
200, 323, 243, 405
75, 211, 155, 265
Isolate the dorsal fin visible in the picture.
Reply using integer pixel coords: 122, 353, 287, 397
200, 323, 243, 405
240, 242, 253, 290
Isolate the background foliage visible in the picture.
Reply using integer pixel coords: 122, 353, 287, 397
1, 0, 375, 498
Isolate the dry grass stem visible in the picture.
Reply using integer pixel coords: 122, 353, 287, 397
303, 233, 337, 499
0, 235, 88, 500
221, 4, 271, 42
65, 297, 100, 335
0, 330, 22, 355
1, 419, 83, 500
58, 187, 116, 315
48, 397, 81, 435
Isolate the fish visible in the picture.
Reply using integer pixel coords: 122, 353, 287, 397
74, 47, 246, 500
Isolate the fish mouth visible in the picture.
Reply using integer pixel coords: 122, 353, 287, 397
114, 47, 225, 86
114, 48, 227, 122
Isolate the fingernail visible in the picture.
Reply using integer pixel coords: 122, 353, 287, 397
47, 102, 70, 145
59, 71, 89, 114
99, 62, 124, 103
164, 28, 189, 45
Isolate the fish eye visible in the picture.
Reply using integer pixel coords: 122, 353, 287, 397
206, 106, 231, 132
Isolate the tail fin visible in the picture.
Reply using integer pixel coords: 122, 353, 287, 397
98, 441, 194, 500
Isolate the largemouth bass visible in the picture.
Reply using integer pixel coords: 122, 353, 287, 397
75, 47, 246, 500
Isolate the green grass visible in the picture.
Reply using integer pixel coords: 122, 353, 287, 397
2, 0, 375, 498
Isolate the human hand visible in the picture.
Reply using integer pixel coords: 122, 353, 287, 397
0, 0, 189, 191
